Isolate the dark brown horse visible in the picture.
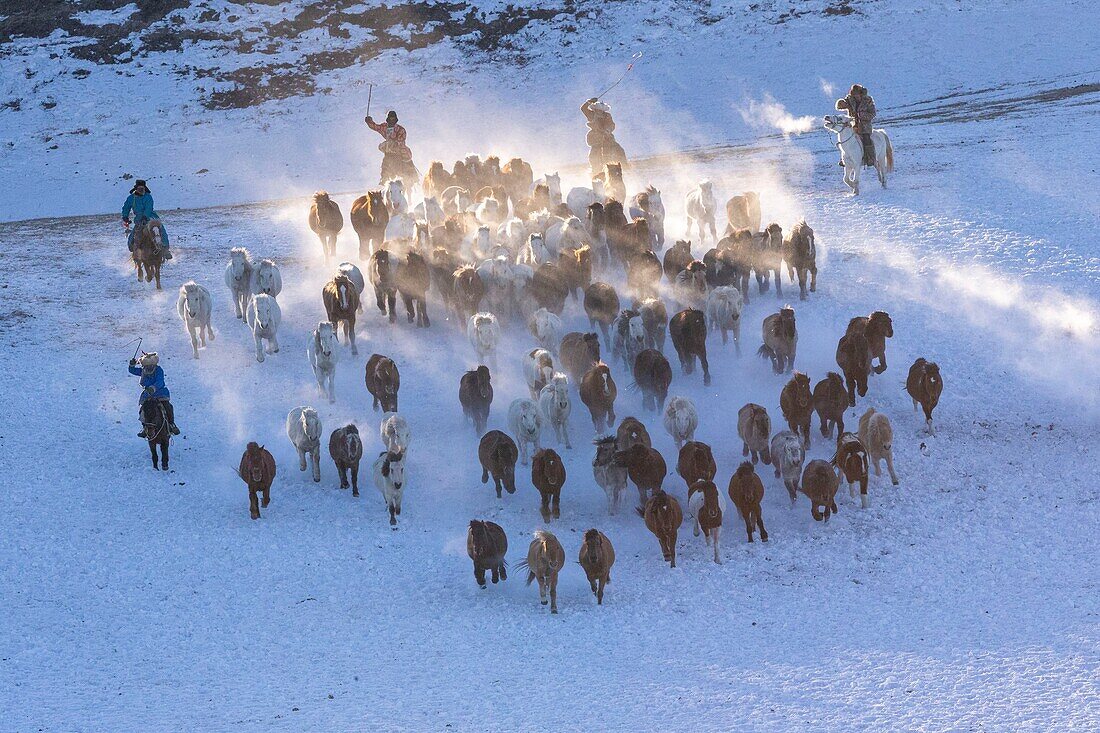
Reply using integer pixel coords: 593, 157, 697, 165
364, 354, 400, 412
559, 332, 601, 384
759, 306, 797, 374
669, 308, 711, 385
800, 459, 839, 522
239, 442, 276, 520
467, 520, 508, 588
368, 249, 399, 323
478, 430, 517, 497
584, 282, 620, 349
783, 220, 817, 300
687, 479, 724, 563
615, 443, 667, 505
727, 462, 767, 543
906, 358, 944, 434
309, 191, 343, 264
452, 266, 485, 324
459, 365, 493, 434
836, 330, 871, 406
615, 416, 652, 452
579, 529, 615, 605
663, 239, 693, 283
559, 245, 593, 301
676, 441, 717, 487
626, 248, 661, 300
328, 425, 363, 496
531, 448, 566, 521
141, 398, 171, 470
637, 490, 683, 567
530, 262, 570, 315
832, 432, 870, 508
350, 191, 389, 258
780, 371, 814, 447
813, 371, 849, 438
847, 311, 894, 374
633, 348, 672, 412
395, 250, 431, 327
322, 274, 360, 354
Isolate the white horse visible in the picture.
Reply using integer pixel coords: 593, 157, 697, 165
824, 114, 894, 195
286, 406, 322, 483
384, 212, 416, 252
524, 347, 556, 399
337, 262, 366, 313
307, 321, 339, 403
507, 397, 543, 466
250, 258, 282, 298
440, 185, 471, 217
175, 281, 214, 359
611, 309, 646, 371
223, 247, 253, 319
245, 293, 281, 363
517, 233, 552, 267
384, 178, 408, 214
533, 173, 562, 204
467, 312, 501, 367
471, 226, 493, 261
475, 197, 505, 227
380, 413, 411, 454
497, 217, 528, 254
566, 179, 606, 218
529, 307, 563, 356
477, 255, 514, 322
685, 180, 717, 243
537, 373, 572, 450
662, 396, 699, 450
705, 285, 744, 355
545, 216, 588, 256
372, 449, 407, 527
630, 186, 666, 250
412, 196, 445, 227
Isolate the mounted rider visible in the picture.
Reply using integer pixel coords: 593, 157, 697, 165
129, 352, 180, 438
835, 84, 877, 167
122, 180, 172, 259
365, 110, 417, 183
581, 97, 627, 176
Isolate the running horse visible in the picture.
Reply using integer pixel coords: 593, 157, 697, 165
140, 397, 171, 470
131, 216, 167, 289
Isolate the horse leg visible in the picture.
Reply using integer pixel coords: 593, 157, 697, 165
270, 331, 279, 354
540, 492, 552, 522
161, 441, 169, 471
388, 502, 397, 526
490, 565, 499, 584
148, 440, 158, 469
810, 267, 817, 292
351, 464, 359, 496
846, 375, 856, 406
420, 298, 430, 328
402, 293, 415, 324
860, 475, 869, 508
190, 326, 200, 360
253, 330, 264, 363
699, 349, 711, 386
297, 446, 306, 472
757, 512, 768, 542
552, 490, 561, 518
596, 576, 605, 605
712, 526, 721, 563
250, 487, 260, 519
338, 463, 349, 489
549, 574, 558, 614
262, 484, 270, 508
475, 565, 487, 589
312, 450, 321, 483
388, 292, 397, 324
346, 321, 358, 356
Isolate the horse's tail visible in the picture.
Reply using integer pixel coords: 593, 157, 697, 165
884, 133, 894, 173
757, 344, 775, 361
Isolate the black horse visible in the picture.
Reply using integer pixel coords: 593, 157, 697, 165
140, 399, 171, 470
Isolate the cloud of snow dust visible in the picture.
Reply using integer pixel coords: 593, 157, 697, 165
737, 94, 816, 137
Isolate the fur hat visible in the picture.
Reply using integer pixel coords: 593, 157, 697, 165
849, 84, 866, 96
386, 110, 398, 123
140, 352, 159, 369
590, 101, 611, 113
130, 179, 149, 195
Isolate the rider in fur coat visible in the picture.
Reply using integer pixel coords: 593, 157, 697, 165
835, 84, 877, 166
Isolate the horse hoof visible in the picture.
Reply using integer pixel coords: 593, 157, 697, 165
551, 608, 558, 614
541, 600, 548, 606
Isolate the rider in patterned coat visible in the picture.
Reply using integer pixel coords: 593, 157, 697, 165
835, 84, 877, 166
365, 110, 415, 183
129, 352, 180, 437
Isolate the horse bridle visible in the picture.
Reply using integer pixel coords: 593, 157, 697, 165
143, 401, 168, 441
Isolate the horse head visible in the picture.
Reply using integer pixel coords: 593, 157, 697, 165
823, 115, 851, 134
592, 435, 617, 466
381, 450, 405, 490
474, 365, 492, 397
583, 529, 603, 566
315, 322, 336, 356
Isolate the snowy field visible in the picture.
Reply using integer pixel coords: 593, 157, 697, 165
2, 2, 1100, 732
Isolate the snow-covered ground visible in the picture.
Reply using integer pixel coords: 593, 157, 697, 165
2, 2, 1099, 731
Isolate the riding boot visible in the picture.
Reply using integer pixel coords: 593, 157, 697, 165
861, 133, 875, 166
165, 402, 180, 434
162, 247, 173, 260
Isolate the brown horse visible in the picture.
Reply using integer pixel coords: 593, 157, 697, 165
687, 479, 724, 563
395, 250, 431, 327
328, 425, 363, 496
452, 266, 485, 324
368, 249, 399, 323
322, 274, 360, 354
239, 442, 276, 520
757, 223, 785, 298
559, 245, 593, 301
783, 220, 817, 300
467, 520, 508, 589
501, 157, 534, 206
813, 371, 849, 438
906, 358, 943, 434
832, 432, 870, 508
848, 311, 894, 374
131, 218, 166, 289
670, 308, 711, 385
364, 354, 400, 412
637, 489, 683, 568
759, 306, 798, 373
737, 403, 772, 465
579, 529, 615, 605
530, 262, 570, 315
309, 191, 343, 264
633, 348, 672, 413
423, 161, 454, 200
727, 462, 768, 543
615, 443, 667, 505
579, 363, 617, 432
584, 282, 620, 348
523, 531, 566, 614
460, 365, 493, 435
836, 330, 871, 406
478, 430, 517, 497
625, 248, 661, 300
800, 459, 839, 521
531, 448, 566, 521
676, 441, 717, 487
559, 332, 601, 384
780, 371, 814, 447
725, 192, 761, 233
663, 239, 693, 283
350, 191, 389, 258
615, 416, 652, 451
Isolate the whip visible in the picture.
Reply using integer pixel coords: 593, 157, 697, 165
595, 52, 643, 100
122, 337, 144, 361
366, 83, 375, 120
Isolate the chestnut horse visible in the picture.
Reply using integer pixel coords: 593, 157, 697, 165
579, 529, 615, 605
467, 520, 508, 589
350, 191, 389, 258
238, 442, 276, 520
131, 217, 166, 289
637, 489, 683, 568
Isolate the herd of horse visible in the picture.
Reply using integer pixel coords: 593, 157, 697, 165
131, 145, 941, 614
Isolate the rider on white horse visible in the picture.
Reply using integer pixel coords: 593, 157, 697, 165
835, 84, 877, 167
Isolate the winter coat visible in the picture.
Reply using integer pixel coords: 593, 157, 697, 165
130, 364, 170, 403
367, 119, 412, 160
122, 193, 160, 224
836, 93, 877, 134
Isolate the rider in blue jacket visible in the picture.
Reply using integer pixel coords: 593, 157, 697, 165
122, 180, 172, 259
130, 352, 179, 437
